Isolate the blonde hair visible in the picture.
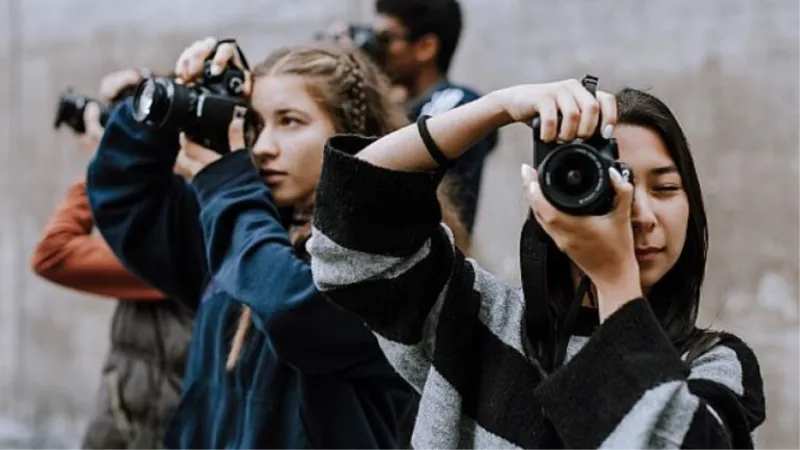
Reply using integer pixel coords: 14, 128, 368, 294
226, 44, 470, 371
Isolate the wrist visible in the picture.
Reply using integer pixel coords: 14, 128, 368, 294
594, 264, 642, 322
484, 89, 516, 128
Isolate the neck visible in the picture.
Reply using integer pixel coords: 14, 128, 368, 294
407, 66, 444, 100
569, 264, 646, 307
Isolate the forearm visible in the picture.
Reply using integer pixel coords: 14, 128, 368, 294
356, 91, 510, 172
87, 99, 208, 307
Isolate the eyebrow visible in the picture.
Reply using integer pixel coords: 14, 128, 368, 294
276, 108, 303, 116
650, 165, 678, 175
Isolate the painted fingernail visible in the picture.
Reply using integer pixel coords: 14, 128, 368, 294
602, 124, 614, 139
209, 64, 222, 76
521, 163, 535, 184
609, 167, 622, 183
528, 181, 539, 195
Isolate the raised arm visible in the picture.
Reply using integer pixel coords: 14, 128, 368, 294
86, 99, 208, 308
309, 133, 538, 395
181, 150, 386, 376
31, 178, 165, 300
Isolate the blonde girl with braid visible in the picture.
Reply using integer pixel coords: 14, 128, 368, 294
87, 38, 470, 448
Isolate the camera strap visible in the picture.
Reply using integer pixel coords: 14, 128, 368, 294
519, 216, 552, 365
521, 74, 603, 372
216, 38, 251, 71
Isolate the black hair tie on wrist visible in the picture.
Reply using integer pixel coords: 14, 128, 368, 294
417, 114, 455, 169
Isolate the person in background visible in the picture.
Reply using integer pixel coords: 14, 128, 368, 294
31, 68, 193, 449
330, 0, 498, 237
85, 37, 472, 448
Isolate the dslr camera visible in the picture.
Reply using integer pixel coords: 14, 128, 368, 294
131, 44, 249, 154
532, 75, 633, 216
53, 84, 137, 133
315, 24, 388, 65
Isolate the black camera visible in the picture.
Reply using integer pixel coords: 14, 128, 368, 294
54, 84, 137, 133
532, 75, 633, 216
131, 54, 248, 154
315, 24, 388, 65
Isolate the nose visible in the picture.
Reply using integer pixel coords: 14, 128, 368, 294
631, 186, 657, 232
251, 128, 280, 160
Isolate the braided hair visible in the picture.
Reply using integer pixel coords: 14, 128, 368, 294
224, 43, 469, 371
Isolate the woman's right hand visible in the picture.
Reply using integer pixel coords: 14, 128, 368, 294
173, 37, 253, 96
493, 79, 617, 142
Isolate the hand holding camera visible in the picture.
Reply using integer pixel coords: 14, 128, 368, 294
131, 37, 252, 155
173, 37, 253, 95
507, 77, 641, 319
315, 22, 388, 65
155, 37, 252, 179
55, 69, 145, 153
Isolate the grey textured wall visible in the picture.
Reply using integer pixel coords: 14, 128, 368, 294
0, 0, 797, 447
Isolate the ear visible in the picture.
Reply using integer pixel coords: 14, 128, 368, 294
412, 33, 439, 65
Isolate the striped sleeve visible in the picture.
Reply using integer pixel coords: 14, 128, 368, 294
308, 135, 459, 392
309, 136, 548, 449
534, 298, 766, 449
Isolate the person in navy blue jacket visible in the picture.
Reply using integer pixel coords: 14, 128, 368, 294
85, 38, 429, 449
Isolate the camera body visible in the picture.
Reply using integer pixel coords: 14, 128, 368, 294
315, 24, 388, 65
54, 84, 137, 133
532, 76, 633, 216
131, 59, 248, 154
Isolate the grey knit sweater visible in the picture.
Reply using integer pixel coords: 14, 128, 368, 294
308, 135, 766, 449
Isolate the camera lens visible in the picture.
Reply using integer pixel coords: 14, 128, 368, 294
551, 152, 598, 197
539, 143, 612, 215
131, 77, 184, 128
133, 78, 163, 123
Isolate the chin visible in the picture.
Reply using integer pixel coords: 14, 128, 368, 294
638, 268, 664, 293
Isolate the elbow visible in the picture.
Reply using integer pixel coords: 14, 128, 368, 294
30, 245, 58, 280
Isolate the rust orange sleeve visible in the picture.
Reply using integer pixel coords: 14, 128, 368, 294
30, 179, 166, 300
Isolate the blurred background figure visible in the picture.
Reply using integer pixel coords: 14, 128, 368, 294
321, 0, 499, 241
29, 69, 193, 449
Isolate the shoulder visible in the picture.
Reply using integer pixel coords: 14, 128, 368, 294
420, 83, 482, 117
686, 330, 765, 427
688, 332, 761, 371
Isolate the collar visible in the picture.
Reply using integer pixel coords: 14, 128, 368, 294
407, 76, 451, 116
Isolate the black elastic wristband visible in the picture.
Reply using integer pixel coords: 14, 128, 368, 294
417, 114, 455, 169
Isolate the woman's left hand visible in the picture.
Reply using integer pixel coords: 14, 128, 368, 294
175, 113, 247, 181
522, 164, 642, 321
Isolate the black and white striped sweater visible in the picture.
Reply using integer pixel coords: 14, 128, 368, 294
308, 135, 766, 449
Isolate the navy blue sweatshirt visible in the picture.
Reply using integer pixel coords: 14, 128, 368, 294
85, 99, 413, 449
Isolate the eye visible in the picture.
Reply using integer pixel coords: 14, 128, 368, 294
652, 184, 682, 195
280, 116, 303, 127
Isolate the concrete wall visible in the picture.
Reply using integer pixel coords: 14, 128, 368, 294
0, 0, 797, 447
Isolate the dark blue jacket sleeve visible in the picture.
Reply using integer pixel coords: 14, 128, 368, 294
86, 98, 208, 309
191, 151, 383, 376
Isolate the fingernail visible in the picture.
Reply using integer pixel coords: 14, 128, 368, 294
520, 163, 535, 184
609, 167, 622, 183
209, 64, 222, 76
528, 181, 539, 195
602, 124, 614, 139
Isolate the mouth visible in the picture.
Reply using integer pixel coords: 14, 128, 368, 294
634, 246, 664, 262
259, 169, 287, 182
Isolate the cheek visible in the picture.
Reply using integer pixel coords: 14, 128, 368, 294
661, 200, 691, 259
286, 131, 327, 184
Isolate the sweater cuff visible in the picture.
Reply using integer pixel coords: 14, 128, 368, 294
534, 298, 689, 446
191, 150, 261, 203
314, 134, 444, 257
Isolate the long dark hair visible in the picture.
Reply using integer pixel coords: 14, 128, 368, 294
533, 87, 711, 371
